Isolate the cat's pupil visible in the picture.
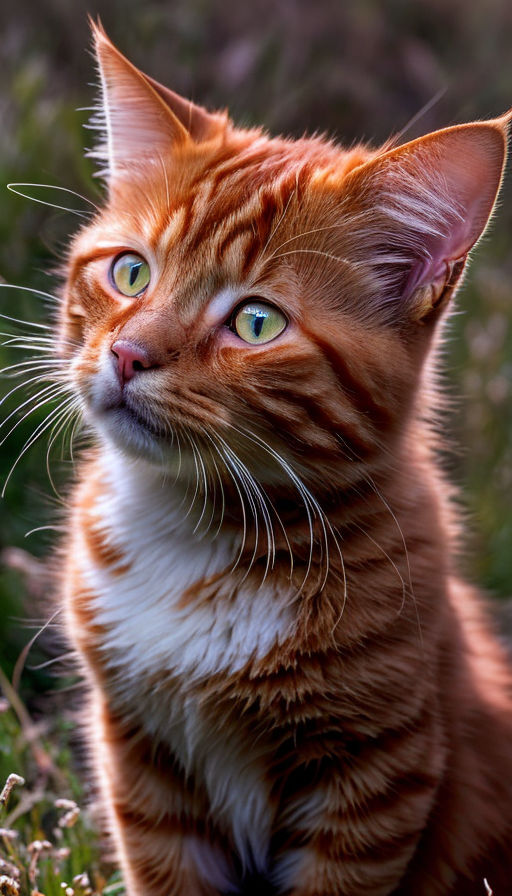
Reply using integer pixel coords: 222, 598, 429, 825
129, 262, 143, 287
252, 313, 265, 338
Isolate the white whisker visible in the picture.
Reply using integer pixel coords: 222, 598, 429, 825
218, 437, 260, 582
361, 470, 423, 647
0, 382, 72, 439
0, 358, 67, 376
0, 370, 67, 408
24, 524, 61, 538
229, 423, 316, 586
27, 651, 78, 672
226, 421, 346, 599
8, 182, 98, 216
209, 435, 249, 573
67, 409, 84, 465
0, 309, 52, 329
191, 432, 210, 534
11, 606, 64, 692
199, 425, 226, 538
2, 395, 78, 496
182, 431, 201, 521
45, 400, 82, 501
352, 520, 407, 608
268, 223, 349, 260
270, 248, 358, 269
261, 186, 297, 257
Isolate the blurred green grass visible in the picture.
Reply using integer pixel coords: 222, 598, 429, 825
0, 702, 125, 894
0, 0, 511, 886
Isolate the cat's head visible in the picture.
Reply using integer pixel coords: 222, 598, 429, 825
62, 22, 509, 496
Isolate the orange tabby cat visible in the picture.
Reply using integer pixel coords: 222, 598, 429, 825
58, 22, 512, 895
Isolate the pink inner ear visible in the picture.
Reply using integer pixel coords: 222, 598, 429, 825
366, 121, 508, 309
403, 219, 468, 299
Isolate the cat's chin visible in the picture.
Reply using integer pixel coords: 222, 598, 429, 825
89, 403, 175, 468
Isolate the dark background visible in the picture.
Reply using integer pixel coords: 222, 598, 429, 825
1, 0, 512, 700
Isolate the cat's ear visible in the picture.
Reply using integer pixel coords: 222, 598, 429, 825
88, 20, 228, 180
345, 116, 510, 323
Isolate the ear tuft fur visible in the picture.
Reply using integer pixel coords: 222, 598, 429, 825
86, 20, 228, 181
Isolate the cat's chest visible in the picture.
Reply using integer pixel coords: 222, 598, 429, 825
75, 460, 296, 691
73, 461, 298, 873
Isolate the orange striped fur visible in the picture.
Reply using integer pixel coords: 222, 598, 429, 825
60, 23, 512, 895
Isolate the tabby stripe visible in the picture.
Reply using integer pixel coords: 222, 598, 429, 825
175, 195, 196, 241
215, 219, 259, 264
307, 330, 394, 428
311, 825, 421, 862
185, 195, 248, 253
275, 387, 374, 456
187, 169, 301, 258
114, 803, 214, 839
193, 147, 280, 193
82, 520, 131, 575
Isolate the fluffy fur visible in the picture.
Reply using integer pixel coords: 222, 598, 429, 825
56, 23, 512, 895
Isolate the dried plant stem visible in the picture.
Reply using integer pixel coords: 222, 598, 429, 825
0, 666, 64, 786
0, 778, 24, 811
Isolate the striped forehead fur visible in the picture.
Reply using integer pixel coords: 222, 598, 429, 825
91, 134, 465, 334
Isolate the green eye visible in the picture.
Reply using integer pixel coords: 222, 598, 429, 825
233, 301, 287, 345
111, 252, 150, 297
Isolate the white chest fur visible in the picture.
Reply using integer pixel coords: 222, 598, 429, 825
79, 455, 295, 684
76, 452, 297, 873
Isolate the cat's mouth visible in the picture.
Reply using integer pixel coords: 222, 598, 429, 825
114, 399, 167, 438
90, 390, 172, 460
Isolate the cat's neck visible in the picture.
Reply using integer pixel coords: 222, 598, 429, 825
75, 432, 452, 705
94, 426, 451, 619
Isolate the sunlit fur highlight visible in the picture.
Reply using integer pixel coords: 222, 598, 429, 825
53, 23, 512, 896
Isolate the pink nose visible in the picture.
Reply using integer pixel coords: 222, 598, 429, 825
111, 339, 151, 385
